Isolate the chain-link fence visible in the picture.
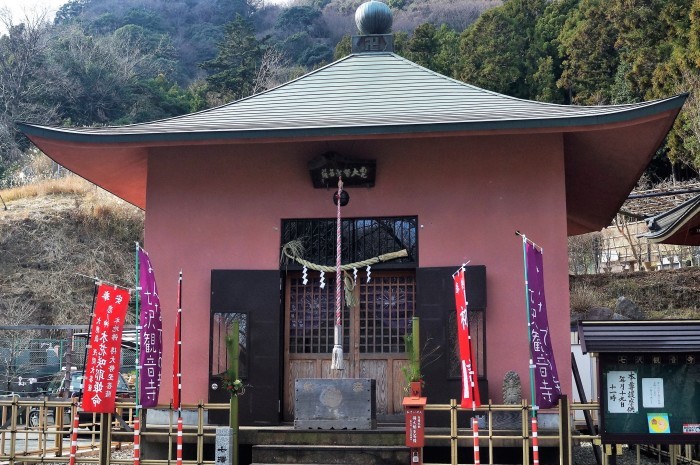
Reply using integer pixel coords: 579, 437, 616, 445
0, 327, 137, 397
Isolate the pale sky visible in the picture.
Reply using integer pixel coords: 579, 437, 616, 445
0, 0, 65, 33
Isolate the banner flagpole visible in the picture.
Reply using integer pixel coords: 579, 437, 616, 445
70, 280, 98, 465
175, 271, 183, 465
518, 230, 561, 465
176, 271, 183, 418
134, 243, 142, 465
518, 231, 540, 465
519, 233, 538, 416
134, 243, 141, 415
78, 281, 99, 403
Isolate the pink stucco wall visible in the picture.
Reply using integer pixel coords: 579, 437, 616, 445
144, 132, 571, 405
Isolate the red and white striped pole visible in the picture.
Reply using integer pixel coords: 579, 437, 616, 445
133, 418, 140, 465
68, 412, 80, 465
473, 417, 480, 465
176, 417, 184, 465
532, 416, 540, 465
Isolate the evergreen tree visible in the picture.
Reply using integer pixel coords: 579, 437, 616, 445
530, 0, 578, 103
333, 35, 351, 59
557, 0, 619, 104
406, 23, 440, 71
199, 14, 269, 101
457, 0, 548, 98
404, 24, 459, 78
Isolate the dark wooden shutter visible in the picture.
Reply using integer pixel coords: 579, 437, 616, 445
416, 266, 486, 409
210, 270, 281, 425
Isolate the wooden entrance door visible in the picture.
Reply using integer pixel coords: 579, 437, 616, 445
283, 271, 415, 421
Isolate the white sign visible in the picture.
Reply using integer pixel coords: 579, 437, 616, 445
607, 370, 639, 413
642, 378, 665, 408
683, 424, 700, 433
215, 428, 233, 465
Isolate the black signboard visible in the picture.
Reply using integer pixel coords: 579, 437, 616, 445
600, 352, 700, 444
308, 152, 376, 189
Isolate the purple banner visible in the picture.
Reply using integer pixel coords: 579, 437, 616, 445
139, 248, 163, 408
526, 242, 562, 409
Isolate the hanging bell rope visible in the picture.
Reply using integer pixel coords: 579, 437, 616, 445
331, 177, 344, 370
279, 180, 410, 371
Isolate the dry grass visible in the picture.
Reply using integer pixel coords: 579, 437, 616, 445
0, 175, 91, 202
0, 174, 144, 326
571, 268, 700, 319
569, 283, 608, 315
1, 174, 142, 239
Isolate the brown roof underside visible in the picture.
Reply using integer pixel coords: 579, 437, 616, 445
564, 109, 681, 235
661, 221, 700, 245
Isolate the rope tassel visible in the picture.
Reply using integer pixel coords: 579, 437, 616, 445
331, 343, 344, 370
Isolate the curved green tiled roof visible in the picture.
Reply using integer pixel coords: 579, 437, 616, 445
17, 53, 687, 143
16, 51, 687, 234
643, 194, 700, 244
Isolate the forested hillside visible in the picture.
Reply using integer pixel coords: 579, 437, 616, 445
1, 0, 700, 188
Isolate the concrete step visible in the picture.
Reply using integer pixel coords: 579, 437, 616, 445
251, 444, 409, 465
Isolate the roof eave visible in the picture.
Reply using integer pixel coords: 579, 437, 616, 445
643, 197, 700, 244
578, 319, 700, 353
564, 96, 687, 236
15, 94, 688, 145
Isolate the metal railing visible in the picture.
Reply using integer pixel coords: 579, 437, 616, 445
423, 397, 576, 465
0, 396, 228, 464
0, 395, 696, 465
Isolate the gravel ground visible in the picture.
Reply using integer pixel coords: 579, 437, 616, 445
44, 444, 135, 464
573, 443, 665, 465
82, 444, 667, 465
48, 442, 672, 465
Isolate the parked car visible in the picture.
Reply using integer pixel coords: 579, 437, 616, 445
27, 370, 134, 428
0, 347, 61, 397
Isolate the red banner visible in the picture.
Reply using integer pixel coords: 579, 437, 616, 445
82, 284, 130, 413
453, 269, 480, 409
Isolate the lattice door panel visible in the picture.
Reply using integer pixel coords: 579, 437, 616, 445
284, 271, 414, 420
359, 273, 416, 354
287, 275, 349, 354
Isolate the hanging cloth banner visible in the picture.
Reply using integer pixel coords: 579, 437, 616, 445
82, 284, 130, 413
453, 268, 481, 409
138, 247, 163, 408
524, 242, 562, 409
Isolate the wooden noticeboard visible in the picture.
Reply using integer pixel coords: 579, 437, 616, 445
600, 352, 700, 444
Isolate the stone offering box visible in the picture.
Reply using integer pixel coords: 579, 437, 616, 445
294, 378, 377, 430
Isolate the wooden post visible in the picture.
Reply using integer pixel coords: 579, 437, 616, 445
559, 395, 570, 465
227, 320, 240, 465
99, 413, 112, 465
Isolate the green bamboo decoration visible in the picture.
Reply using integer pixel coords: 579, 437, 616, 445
226, 320, 240, 465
